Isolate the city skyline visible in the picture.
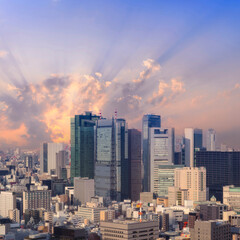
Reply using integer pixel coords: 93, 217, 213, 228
0, 0, 240, 149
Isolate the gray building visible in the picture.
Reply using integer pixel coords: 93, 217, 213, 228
142, 114, 161, 192
100, 220, 159, 240
74, 177, 95, 205
128, 129, 142, 201
192, 220, 231, 240
95, 118, 128, 201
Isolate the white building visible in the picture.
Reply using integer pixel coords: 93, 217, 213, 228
149, 128, 174, 193
184, 128, 202, 167
206, 129, 216, 151
0, 191, 16, 218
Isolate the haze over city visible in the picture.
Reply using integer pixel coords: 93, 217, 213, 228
0, 0, 240, 149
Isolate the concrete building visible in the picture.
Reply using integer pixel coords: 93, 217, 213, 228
100, 220, 159, 240
76, 206, 107, 223
128, 129, 142, 201
199, 203, 227, 220
206, 129, 216, 151
168, 187, 189, 206
174, 167, 207, 202
74, 177, 94, 205
142, 114, 161, 192
192, 220, 231, 240
56, 150, 68, 179
184, 128, 202, 167
0, 191, 16, 218
140, 192, 154, 203
23, 190, 51, 213
8, 208, 20, 223
223, 185, 240, 210
149, 128, 175, 194
40, 142, 65, 175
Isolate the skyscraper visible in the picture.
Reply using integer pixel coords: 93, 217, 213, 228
70, 112, 99, 181
184, 128, 203, 167
95, 118, 128, 201
149, 128, 175, 193
142, 114, 161, 192
128, 129, 141, 201
40, 142, 64, 175
207, 129, 216, 151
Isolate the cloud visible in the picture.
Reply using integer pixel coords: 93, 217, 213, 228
0, 58, 186, 148
148, 78, 185, 105
0, 50, 8, 58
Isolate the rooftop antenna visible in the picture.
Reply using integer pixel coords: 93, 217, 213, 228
114, 109, 117, 120
99, 110, 102, 119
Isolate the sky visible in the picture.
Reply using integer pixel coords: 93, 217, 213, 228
0, 0, 240, 149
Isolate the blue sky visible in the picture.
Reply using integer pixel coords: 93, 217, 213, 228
0, 0, 240, 148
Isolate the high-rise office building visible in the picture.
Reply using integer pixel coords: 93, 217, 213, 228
25, 155, 33, 170
157, 165, 183, 197
40, 142, 64, 175
184, 128, 203, 167
71, 112, 99, 181
0, 192, 16, 218
95, 118, 128, 201
142, 114, 161, 192
195, 151, 240, 201
174, 167, 207, 202
56, 150, 68, 179
23, 190, 51, 213
206, 128, 216, 151
149, 128, 174, 193
128, 129, 141, 201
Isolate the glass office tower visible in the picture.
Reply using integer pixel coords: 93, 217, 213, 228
95, 118, 128, 201
70, 112, 99, 181
142, 114, 161, 192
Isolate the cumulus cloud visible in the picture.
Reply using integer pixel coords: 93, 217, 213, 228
0, 58, 186, 148
148, 78, 185, 105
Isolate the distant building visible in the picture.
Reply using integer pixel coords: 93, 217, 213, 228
128, 129, 141, 201
23, 190, 51, 213
77, 206, 107, 223
71, 112, 99, 181
156, 165, 183, 197
149, 128, 175, 193
192, 220, 231, 240
174, 167, 207, 202
74, 177, 94, 205
0, 192, 16, 218
223, 185, 240, 210
95, 118, 128, 201
206, 129, 216, 151
184, 128, 202, 167
195, 151, 240, 201
100, 220, 159, 240
40, 142, 65, 175
199, 203, 227, 220
142, 114, 161, 192
56, 150, 68, 179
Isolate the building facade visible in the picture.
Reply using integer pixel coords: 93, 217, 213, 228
95, 118, 128, 201
184, 128, 203, 167
128, 129, 142, 201
100, 220, 159, 240
71, 112, 99, 181
206, 128, 216, 151
149, 128, 174, 193
142, 114, 161, 192
0, 192, 16, 218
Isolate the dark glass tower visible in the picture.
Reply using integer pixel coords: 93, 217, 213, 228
70, 112, 99, 182
142, 114, 161, 192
